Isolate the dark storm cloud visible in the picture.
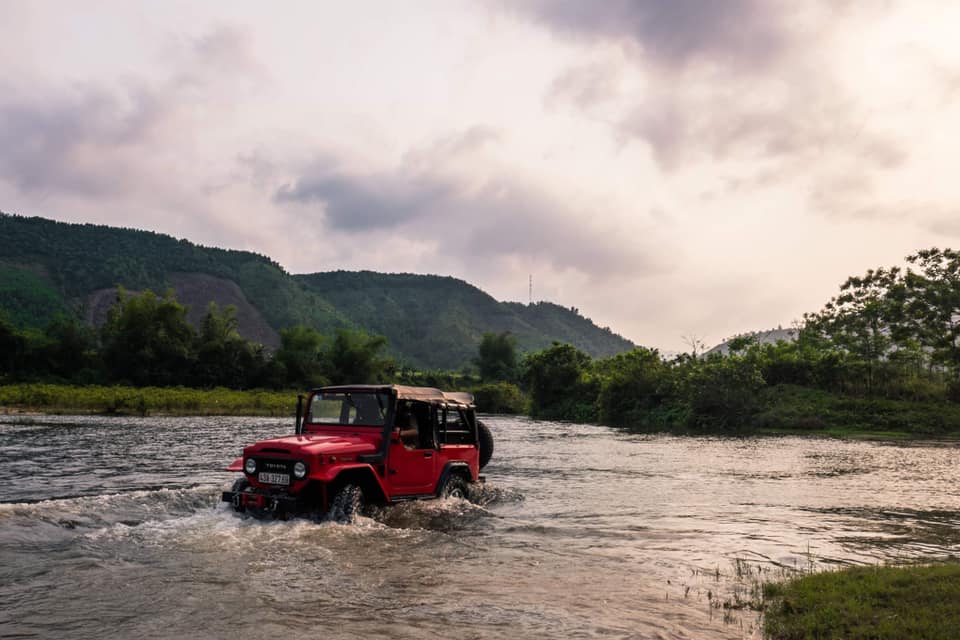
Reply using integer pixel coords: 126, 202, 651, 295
0, 83, 165, 196
510, 1, 908, 176
507, 0, 789, 70
274, 127, 504, 231
451, 178, 661, 275
618, 91, 909, 171
506, 0, 800, 167
274, 161, 455, 230
0, 25, 257, 199
546, 63, 622, 111
272, 142, 666, 278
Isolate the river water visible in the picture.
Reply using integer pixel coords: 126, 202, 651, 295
1, 415, 959, 639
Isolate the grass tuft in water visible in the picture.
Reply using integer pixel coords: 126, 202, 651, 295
763, 561, 960, 640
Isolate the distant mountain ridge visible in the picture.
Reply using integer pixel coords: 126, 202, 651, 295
0, 213, 636, 369
705, 328, 798, 357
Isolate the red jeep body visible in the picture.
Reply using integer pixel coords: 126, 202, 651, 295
221, 384, 489, 519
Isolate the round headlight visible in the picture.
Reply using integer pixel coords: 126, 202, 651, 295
244, 458, 257, 474
293, 461, 307, 479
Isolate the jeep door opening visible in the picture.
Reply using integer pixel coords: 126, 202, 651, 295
222, 385, 494, 520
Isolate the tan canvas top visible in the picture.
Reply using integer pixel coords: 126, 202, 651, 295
316, 384, 474, 407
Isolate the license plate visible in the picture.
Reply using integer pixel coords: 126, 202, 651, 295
258, 472, 290, 485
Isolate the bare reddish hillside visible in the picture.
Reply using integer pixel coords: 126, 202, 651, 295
85, 272, 280, 349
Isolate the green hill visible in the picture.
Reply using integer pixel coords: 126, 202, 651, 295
0, 213, 349, 339
0, 212, 635, 369
296, 271, 634, 369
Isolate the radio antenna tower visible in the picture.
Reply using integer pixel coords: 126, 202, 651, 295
529, 274, 533, 305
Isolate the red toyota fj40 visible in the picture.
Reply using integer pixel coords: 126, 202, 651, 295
222, 385, 494, 520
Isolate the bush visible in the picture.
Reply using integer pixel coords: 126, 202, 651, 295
596, 348, 678, 428
682, 354, 765, 429
472, 382, 527, 414
521, 343, 598, 421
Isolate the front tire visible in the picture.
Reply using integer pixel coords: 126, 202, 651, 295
328, 484, 364, 523
230, 477, 250, 513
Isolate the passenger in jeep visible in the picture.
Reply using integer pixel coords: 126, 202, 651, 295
397, 405, 418, 448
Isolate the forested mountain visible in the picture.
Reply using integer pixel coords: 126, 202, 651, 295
0, 213, 635, 369
0, 213, 350, 338
297, 271, 633, 369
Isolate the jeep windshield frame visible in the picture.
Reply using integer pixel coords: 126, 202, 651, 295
306, 390, 391, 428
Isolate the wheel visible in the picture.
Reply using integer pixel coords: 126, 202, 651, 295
439, 474, 469, 499
230, 477, 250, 513
328, 484, 364, 523
478, 420, 494, 470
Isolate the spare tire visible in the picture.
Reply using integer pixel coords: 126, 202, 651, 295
478, 420, 494, 470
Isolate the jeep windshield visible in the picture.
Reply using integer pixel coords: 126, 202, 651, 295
307, 391, 389, 427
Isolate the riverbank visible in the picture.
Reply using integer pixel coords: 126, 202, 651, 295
0, 383, 295, 416
763, 561, 960, 639
751, 384, 960, 438
601, 383, 960, 439
4, 382, 960, 440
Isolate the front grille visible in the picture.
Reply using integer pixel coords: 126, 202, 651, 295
258, 458, 293, 474
249, 457, 296, 486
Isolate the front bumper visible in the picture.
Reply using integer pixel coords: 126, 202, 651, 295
222, 489, 300, 517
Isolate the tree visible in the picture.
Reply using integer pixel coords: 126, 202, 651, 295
100, 289, 196, 386
0, 312, 26, 379
476, 331, 518, 382
902, 248, 960, 380
681, 353, 765, 429
808, 267, 900, 394
194, 303, 262, 388
596, 348, 673, 427
40, 316, 99, 381
681, 333, 708, 358
521, 342, 597, 421
325, 328, 390, 385
273, 325, 327, 388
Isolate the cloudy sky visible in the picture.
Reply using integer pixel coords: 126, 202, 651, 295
3, 1, 960, 352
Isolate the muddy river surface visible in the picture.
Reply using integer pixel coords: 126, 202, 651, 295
1, 415, 959, 639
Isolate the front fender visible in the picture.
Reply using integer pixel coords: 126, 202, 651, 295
325, 463, 390, 504
308, 462, 375, 483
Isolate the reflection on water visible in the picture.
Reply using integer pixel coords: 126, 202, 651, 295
1, 414, 959, 639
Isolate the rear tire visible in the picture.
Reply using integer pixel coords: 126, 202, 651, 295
329, 484, 364, 523
478, 420, 494, 469
439, 474, 469, 499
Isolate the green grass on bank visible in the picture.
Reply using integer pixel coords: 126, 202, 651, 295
752, 384, 960, 438
0, 382, 529, 417
0, 383, 296, 416
763, 562, 960, 640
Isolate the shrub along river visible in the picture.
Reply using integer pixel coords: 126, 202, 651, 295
1, 415, 959, 639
